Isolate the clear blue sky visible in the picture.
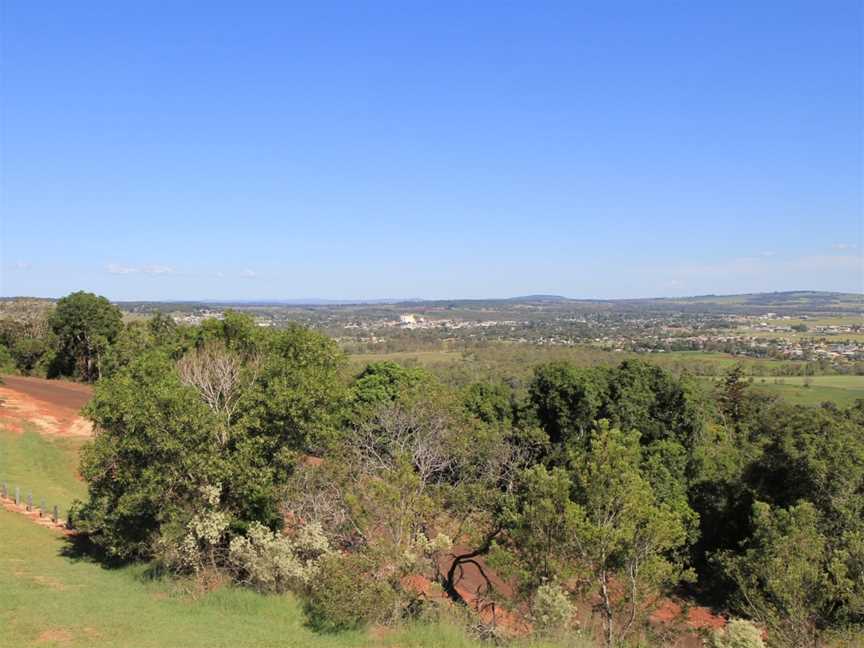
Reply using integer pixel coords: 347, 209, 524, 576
1, 1, 861, 300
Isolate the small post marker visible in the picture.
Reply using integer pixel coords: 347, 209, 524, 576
1, 483, 6, 498
40, 499, 46, 517
52, 505, 58, 523
15, 486, 20, 506
27, 492, 32, 511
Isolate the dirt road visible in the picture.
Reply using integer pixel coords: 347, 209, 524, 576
0, 375, 93, 437
1, 376, 92, 411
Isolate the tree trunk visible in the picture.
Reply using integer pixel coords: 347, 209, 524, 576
443, 527, 501, 604
600, 569, 614, 648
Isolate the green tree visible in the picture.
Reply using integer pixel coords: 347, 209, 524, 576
462, 380, 516, 426
0, 344, 15, 373
720, 502, 844, 648
237, 324, 346, 453
100, 321, 156, 378
717, 403, 864, 644
147, 312, 178, 343
499, 464, 582, 588
76, 351, 223, 558
49, 291, 122, 381
499, 424, 692, 647
718, 365, 755, 435
529, 362, 606, 446
10, 335, 55, 375
569, 423, 690, 647
349, 361, 432, 413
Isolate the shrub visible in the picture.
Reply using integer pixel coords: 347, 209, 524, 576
710, 619, 765, 648
532, 581, 574, 635
154, 485, 230, 574
305, 552, 399, 632
0, 344, 15, 373
228, 521, 330, 593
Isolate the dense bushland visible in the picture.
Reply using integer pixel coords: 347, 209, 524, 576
5, 292, 862, 646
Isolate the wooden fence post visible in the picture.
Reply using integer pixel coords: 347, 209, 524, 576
27, 492, 32, 511
40, 499, 46, 517
52, 505, 58, 523
14, 486, 20, 506
1, 482, 6, 498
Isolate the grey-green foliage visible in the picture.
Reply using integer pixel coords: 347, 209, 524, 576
228, 521, 331, 593
532, 581, 574, 636
154, 484, 231, 574
709, 619, 765, 648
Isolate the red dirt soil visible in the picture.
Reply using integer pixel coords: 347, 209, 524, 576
2, 375, 92, 411
436, 547, 531, 636
651, 598, 726, 631
0, 375, 93, 438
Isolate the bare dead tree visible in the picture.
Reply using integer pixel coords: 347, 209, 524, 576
281, 459, 361, 546
349, 401, 456, 488
177, 342, 258, 444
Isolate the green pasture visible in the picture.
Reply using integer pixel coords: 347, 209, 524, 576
699, 375, 864, 407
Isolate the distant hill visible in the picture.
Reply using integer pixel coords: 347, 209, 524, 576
2, 290, 861, 314
505, 294, 570, 303
387, 291, 861, 313
613, 290, 862, 312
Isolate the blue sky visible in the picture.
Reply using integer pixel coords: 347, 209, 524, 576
1, 1, 861, 300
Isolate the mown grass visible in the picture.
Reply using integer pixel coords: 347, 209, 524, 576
0, 423, 88, 513
1, 508, 378, 648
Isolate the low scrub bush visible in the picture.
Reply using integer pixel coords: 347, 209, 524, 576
532, 581, 574, 636
305, 552, 400, 632
709, 619, 765, 648
228, 521, 330, 593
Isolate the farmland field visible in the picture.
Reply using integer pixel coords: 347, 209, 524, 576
750, 375, 864, 407
697, 375, 864, 407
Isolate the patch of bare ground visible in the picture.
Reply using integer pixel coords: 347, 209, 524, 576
36, 628, 73, 643
0, 375, 93, 439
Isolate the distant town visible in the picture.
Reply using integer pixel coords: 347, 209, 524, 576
116, 291, 864, 370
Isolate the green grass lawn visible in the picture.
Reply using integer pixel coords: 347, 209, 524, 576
1, 508, 374, 648
0, 424, 88, 514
